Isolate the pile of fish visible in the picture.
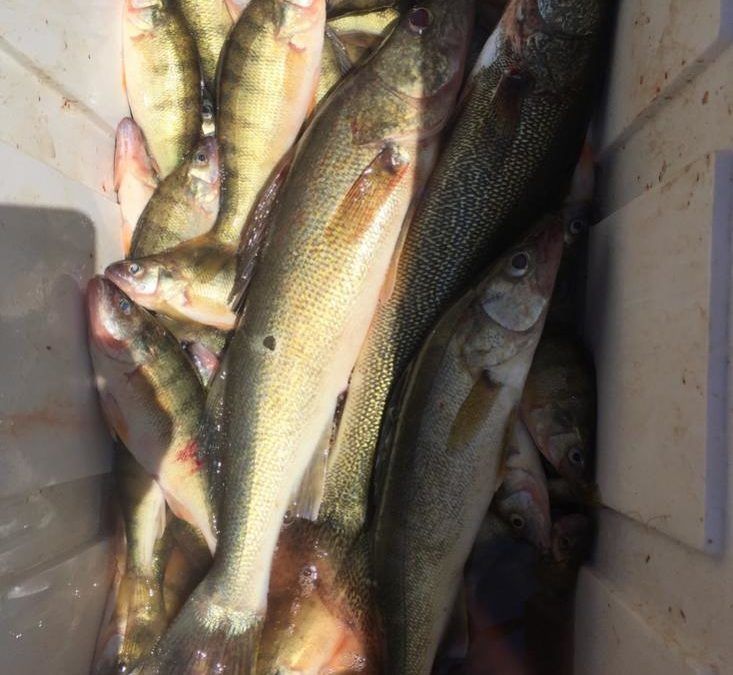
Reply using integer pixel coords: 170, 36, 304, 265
87, 0, 607, 673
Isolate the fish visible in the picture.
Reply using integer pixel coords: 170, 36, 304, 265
87, 277, 216, 553
315, 7, 399, 108
123, 0, 202, 178
372, 219, 563, 675
314, 27, 353, 108
175, 0, 233, 95
100, 447, 169, 673
143, 3, 471, 671
130, 136, 221, 258
256, 520, 378, 675
114, 118, 159, 256
162, 543, 208, 622
327, 6, 399, 48
326, 0, 396, 17
523, 513, 593, 675
318, 0, 606, 548
493, 418, 552, 551
109, 0, 327, 329
224, 0, 253, 21
520, 334, 596, 496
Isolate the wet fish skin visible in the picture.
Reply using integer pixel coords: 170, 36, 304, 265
114, 118, 159, 257
315, 7, 399, 107
175, 0, 233, 94
319, 0, 606, 542
87, 277, 216, 552
327, 0, 395, 17
315, 28, 353, 108
144, 3, 471, 671
110, 0, 327, 329
108, 448, 169, 674
520, 334, 596, 495
123, 0, 201, 178
493, 418, 552, 551
373, 219, 563, 675
130, 136, 221, 258
105, 238, 238, 329
327, 6, 399, 46
257, 520, 380, 675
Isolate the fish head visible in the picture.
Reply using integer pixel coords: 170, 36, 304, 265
276, 0, 327, 48
124, 0, 165, 35
370, 0, 474, 102
549, 424, 594, 488
87, 276, 163, 365
114, 118, 157, 190
536, 0, 604, 37
551, 513, 592, 565
480, 218, 564, 334
504, 0, 605, 93
105, 255, 167, 302
495, 470, 552, 551
188, 137, 221, 207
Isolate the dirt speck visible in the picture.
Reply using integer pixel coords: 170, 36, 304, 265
645, 555, 651, 563
702, 91, 709, 105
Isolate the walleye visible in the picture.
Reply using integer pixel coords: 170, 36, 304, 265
109, 0, 326, 330
521, 334, 596, 495
319, 0, 605, 544
114, 118, 159, 256
145, 4, 470, 671
130, 136, 221, 258
175, 0, 233, 95
87, 277, 216, 552
373, 220, 563, 675
494, 418, 552, 550
315, 7, 399, 107
123, 0, 201, 177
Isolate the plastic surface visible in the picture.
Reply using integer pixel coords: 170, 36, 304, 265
0, 1, 731, 673
0, 1, 126, 671
579, 1, 733, 672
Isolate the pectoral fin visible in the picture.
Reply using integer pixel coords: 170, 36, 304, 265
328, 143, 411, 243
447, 373, 501, 454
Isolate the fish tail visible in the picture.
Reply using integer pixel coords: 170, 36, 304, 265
116, 572, 167, 672
140, 587, 263, 674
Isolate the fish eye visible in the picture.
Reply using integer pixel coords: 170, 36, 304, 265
568, 218, 587, 236
510, 514, 525, 530
508, 251, 530, 277
558, 535, 571, 552
568, 447, 585, 466
118, 297, 132, 315
408, 7, 433, 34
202, 101, 213, 117
196, 152, 207, 163
129, 262, 141, 275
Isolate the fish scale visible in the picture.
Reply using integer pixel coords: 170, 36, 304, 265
175, 0, 233, 94
142, 3, 472, 671
318, 0, 606, 540
373, 220, 563, 675
123, 0, 202, 178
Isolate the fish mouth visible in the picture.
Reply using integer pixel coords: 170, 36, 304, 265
104, 260, 156, 299
87, 276, 128, 354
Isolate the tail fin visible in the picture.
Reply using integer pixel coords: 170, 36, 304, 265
138, 588, 263, 674
116, 572, 168, 672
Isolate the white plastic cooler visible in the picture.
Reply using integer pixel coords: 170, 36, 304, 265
0, 1, 731, 673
